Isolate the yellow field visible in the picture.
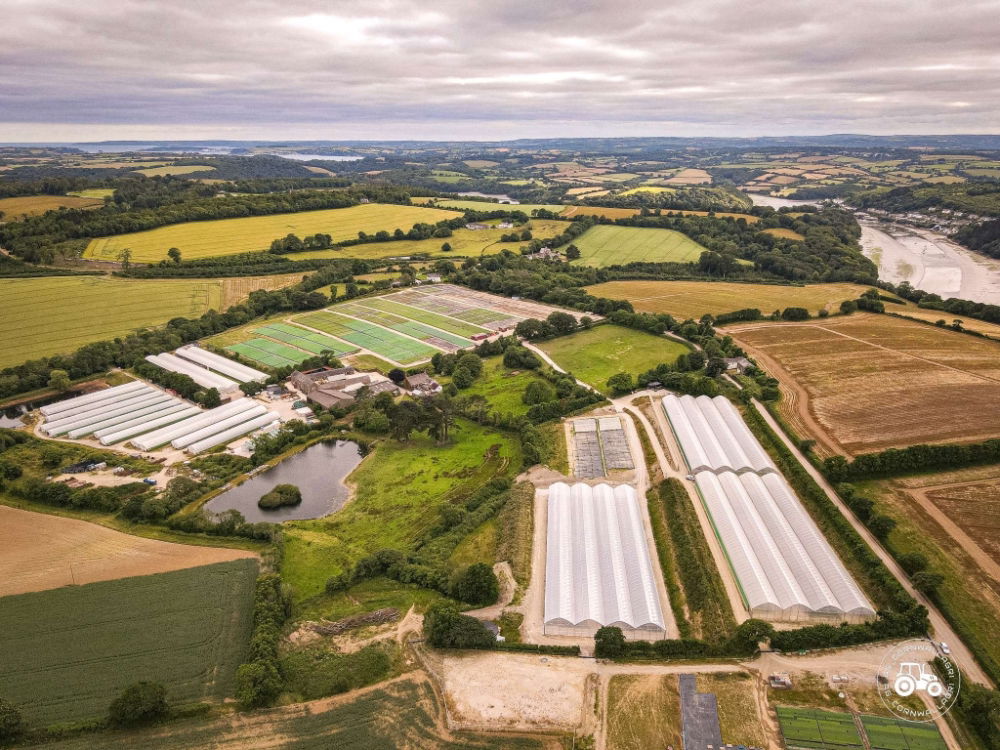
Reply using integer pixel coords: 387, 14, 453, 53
664, 168, 712, 184
289, 218, 567, 261
83, 203, 464, 263
761, 227, 805, 241
585, 280, 869, 319
220, 273, 306, 308
606, 675, 682, 750
893, 308, 1000, 338
620, 186, 674, 195
0, 276, 223, 367
561, 205, 758, 223
0, 194, 103, 219
695, 673, 768, 747
131, 164, 217, 177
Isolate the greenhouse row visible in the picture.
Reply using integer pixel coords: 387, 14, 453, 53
544, 482, 666, 639
144, 353, 242, 394
661, 394, 775, 475
695, 471, 875, 621
175, 345, 267, 383
131, 398, 279, 454
661, 394, 874, 622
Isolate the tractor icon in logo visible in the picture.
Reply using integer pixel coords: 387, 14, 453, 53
893, 662, 944, 698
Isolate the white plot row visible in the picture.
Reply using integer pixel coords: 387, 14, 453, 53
131, 398, 279, 454
661, 394, 775, 475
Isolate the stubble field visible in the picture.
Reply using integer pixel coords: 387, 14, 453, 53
729, 313, 1000, 455
585, 280, 869, 320
83, 203, 464, 262
0, 194, 104, 218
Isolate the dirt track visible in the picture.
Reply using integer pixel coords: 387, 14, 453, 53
0, 505, 256, 596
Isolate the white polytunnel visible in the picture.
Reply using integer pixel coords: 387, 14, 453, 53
144, 353, 240, 393
544, 482, 666, 639
661, 394, 776, 475
175, 346, 267, 383
170, 405, 269, 449
129, 399, 260, 451
68, 398, 184, 439
185, 412, 280, 455
98, 406, 203, 446
42, 390, 168, 436
39, 380, 148, 417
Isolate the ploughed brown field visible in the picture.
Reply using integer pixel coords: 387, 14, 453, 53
728, 313, 1000, 455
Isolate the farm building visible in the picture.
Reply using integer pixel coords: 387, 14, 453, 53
544, 482, 666, 640
661, 395, 874, 623
289, 366, 399, 409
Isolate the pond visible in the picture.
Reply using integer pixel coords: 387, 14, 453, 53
203, 440, 364, 523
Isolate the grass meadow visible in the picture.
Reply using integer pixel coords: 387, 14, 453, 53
0, 276, 224, 368
569, 225, 707, 267
537, 324, 690, 393
281, 419, 520, 604
584, 280, 869, 320
83, 204, 464, 262
0, 559, 257, 726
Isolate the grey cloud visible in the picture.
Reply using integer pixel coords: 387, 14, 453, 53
1, 0, 998, 139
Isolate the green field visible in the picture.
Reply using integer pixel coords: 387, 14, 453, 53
282, 420, 519, 602
254, 323, 358, 356
294, 310, 439, 364
27, 675, 549, 750
0, 559, 256, 726
288, 219, 567, 261
131, 164, 218, 177
66, 188, 115, 199
355, 297, 490, 338
227, 338, 313, 367
83, 204, 464, 263
776, 707, 864, 749
0, 276, 223, 368
570, 225, 708, 267
860, 715, 947, 750
334, 301, 473, 349
537, 324, 690, 393
439, 356, 550, 417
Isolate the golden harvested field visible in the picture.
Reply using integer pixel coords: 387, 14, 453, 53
695, 673, 768, 747
729, 313, 1000, 455
561, 205, 640, 219
289, 218, 567, 261
131, 164, 217, 177
0, 194, 103, 218
83, 203, 464, 262
67, 188, 115, 199
0, 276, 223, 368
606, 675, 682, 750
220, 272, 305, 308
761, 227, 805, 241
893, 309, 1000, 339
0, 506, 255, 597
585, 280, 869, 319
920, 475, 1000, 568
664, 167, 712, 184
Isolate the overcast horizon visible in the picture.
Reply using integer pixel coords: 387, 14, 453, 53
3, 0, 999, 142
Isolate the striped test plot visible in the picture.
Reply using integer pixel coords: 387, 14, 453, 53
294, 311, 438, 364
227, 339, 310, 368
335, 302, 473, 352
254, 323, 358, 356
353, 298, 490, 339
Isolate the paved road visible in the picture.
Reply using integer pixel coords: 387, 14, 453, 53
751, 398, 992, 688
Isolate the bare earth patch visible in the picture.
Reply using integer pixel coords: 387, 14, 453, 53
0, 505, 256, 596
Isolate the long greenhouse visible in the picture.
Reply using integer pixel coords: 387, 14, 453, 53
39, 387, 281, 454
175, 346, 267, 383
661, 394, 874, 623
544, 482, 666, 639
144, 353, 241, 394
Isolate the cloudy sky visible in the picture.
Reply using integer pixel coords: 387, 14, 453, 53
2, 0, 999, 141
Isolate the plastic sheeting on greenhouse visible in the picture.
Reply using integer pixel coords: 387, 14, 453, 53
39, 381, 148, 417
144, 353, 240, 393
661, 394, 775, 475
175, 346, 267, 383
694, 472, 875, 622
544, 482, 665, 638
129, 398, 261, 450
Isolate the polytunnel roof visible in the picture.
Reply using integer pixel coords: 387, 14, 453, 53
544, 482, 665, 631
661, 394, 776, 475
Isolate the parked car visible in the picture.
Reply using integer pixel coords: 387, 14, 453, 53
939, 642, 951, 655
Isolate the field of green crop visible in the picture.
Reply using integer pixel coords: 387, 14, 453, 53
860, 715, 947, 750
294, 310, 438, 364
0, 559, 256, 726
28, 676, 549, 750
334, 301, 472, 350
437, 355, 550, 417
0, 276, 223, 368
282, 419, 519, 602
537, 324, 690, 394
570, 225, 708, 267
83, 204, 464, 262
355, 297, 490, 338
776, 706, 864, 749
255, 323, 358, 356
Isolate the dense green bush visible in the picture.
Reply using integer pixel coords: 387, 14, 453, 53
107, 682, 167, 727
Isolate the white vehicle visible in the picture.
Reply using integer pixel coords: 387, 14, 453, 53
939, 642, 951, 655
893, 662, 943, 698
686, 474, 695, 481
